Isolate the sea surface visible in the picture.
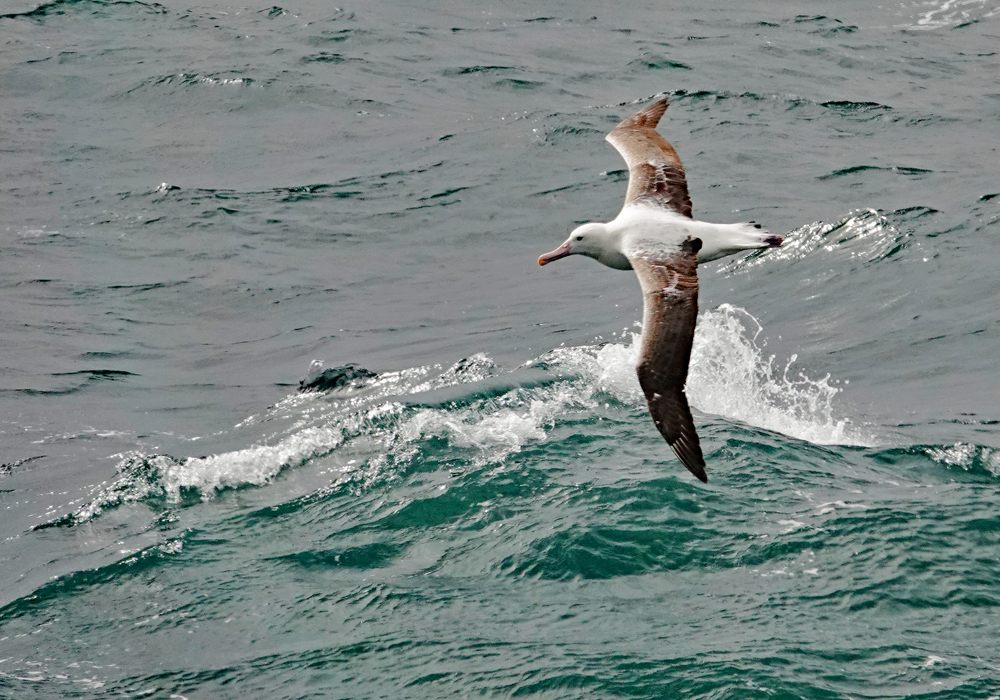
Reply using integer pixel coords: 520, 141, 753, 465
2, 1, 1000, 698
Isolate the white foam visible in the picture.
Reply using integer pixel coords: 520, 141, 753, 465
816, 501, 868, 515
54, 310, 865, 522
545, 337, 642, 402
381, 382, 590, 473
920, 655, 946, 668
777, 519, 807, 533
548, 304, 868, 446
717, 209, 908, 277
689, 305, 867, 445
902, 0, 997, 30
60, 422, 355, 523
926, 443, 1000, 474
159, 423, 345, 501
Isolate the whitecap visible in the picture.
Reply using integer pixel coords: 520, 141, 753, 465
716, 208, 909, 276
548, 304, 869, 446
48, 308, 866, 524
926, 442, 1000, 474
900, 0, 998, 30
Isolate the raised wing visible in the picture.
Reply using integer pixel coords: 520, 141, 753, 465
627, 237, 706, 481
605, 97, 693, 219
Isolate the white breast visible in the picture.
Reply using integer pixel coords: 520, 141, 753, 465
612, 205, 778, 264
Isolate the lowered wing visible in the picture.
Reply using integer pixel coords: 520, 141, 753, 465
627, 236, 706, 481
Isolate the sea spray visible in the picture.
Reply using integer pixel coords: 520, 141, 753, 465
546, 305, 866, 446
717, 208, 911, 276
688, 304, 861, 445
41, 308, 863, 524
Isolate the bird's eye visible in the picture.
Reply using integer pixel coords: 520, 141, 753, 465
575, 235, 583, 241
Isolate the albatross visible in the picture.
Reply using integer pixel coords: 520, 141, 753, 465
538, 96, 783, 482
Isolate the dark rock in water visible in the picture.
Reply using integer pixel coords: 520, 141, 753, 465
299, 363, 377, 393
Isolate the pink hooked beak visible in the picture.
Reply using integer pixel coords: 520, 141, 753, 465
538, 241, 572, 266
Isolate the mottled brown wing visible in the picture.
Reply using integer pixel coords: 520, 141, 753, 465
628, 238, 706, 481
605, 97, 693, 219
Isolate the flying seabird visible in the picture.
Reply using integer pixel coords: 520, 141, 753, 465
538, 96, 782, 482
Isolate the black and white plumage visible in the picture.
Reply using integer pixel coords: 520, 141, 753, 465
538, 96, 783, 481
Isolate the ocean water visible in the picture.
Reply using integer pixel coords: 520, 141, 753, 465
2, 0, 1000, 697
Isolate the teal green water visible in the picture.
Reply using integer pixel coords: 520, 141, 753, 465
6, 422, 1000, 698
5, 332, 1000, 697
3, 0, 1000, 697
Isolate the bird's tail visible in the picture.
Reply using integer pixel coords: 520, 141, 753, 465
741, 221, 783, 248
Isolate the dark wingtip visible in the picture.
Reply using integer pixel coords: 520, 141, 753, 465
683, 455, 708, 483
679, 456, 708, 483
764, 234, 783, 248
669, 437, 708, 483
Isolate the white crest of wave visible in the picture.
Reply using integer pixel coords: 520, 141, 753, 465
902, 0, 997, 30
160, 424, 346, 501
717, 208, 908, 276
375, 384, 587, 474
174, 371, 582, 498
401, 403, 543, 451
688, 304, 862, 445
71, 423, 350, 519
56, 309, 864, 524
926, 443, 1000, 474
546, 335, 642, 401
548, 304, 867, 446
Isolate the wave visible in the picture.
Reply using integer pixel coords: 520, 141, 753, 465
925, 442, 1000, 477
122, 72, 262, 96
900, 0, 999, 30
716, 208, 911, 276
0, 0, 166, 21
39, 307, 867, 527
5, 369, 138, 396
817, 165, 931, 180
548, 305, 870, 446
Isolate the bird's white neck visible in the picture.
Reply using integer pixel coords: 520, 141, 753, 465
587, 222, 633, 270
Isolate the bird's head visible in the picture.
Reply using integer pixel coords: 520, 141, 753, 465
538, 223, 608, 266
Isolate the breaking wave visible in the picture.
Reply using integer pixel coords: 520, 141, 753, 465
545, 304, 868, 446
717, 208, 911, 276
42, 307, 865, 526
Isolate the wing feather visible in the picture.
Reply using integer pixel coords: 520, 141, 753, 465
605, 97, 693, 218
628, 237, 706, 481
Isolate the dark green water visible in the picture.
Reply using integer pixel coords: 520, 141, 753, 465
2, 1, 1000, 698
